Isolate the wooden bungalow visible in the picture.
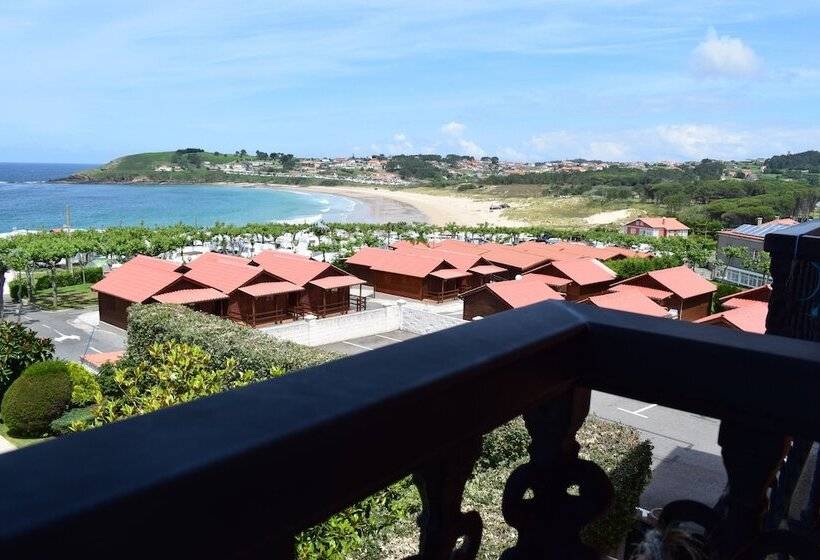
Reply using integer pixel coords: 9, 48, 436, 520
478, 247, 552, 279
183, 253, 303, 326
514, 240, 646, 262
250, 251, 366, 317
460, 277, 564, 320
92, 256, 188, 329
525, 258, 617, 301
345, 248, 470, 301
694, 305, 767, 334
392, 244, 507, 289
608, 265, 716, 321
719, 284, 771, 310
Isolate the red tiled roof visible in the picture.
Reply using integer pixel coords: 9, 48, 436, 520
93, 259, 183, 303
482, 279, 564, 308
483, 247, 550, 270
393, 244, 485, 271
345, 247, 393, 267
720, 285, 771, 308
625, 217, 689, 231
430, 239, 492, 254
238, 281, 304, 297
82, 350, 124, 368
543, 258, 616, 286
586, 291, 669, 318
184, 258, 263, 294
695, 305, 767, 334
185, 251, 250, 270
251, 251, 334, 286
389, 240, 421, 250
152, 288, 229, 304
369, 251, 452, 278
429, 269, 473, 280
522, 273, 573, 287
646, 266, 716, 299
608, 284, 673, 301
468, 264, 507, 275
309, 276, 366, 289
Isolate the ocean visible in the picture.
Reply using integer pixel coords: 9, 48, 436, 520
0, 162, 362, 233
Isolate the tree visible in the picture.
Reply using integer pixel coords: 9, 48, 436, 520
255, 150, 268, 160
26, 235, 77, 307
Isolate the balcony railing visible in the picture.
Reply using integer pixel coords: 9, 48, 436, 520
1, 223, 819, 559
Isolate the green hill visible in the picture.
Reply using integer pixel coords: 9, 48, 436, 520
63, 149, 244, 183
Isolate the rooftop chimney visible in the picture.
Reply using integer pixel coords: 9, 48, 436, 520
756, 217, 763, 226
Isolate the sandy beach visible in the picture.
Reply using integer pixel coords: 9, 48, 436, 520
299, 185, 529, 227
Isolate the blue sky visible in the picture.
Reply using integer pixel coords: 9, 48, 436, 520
2, 1, 819, 163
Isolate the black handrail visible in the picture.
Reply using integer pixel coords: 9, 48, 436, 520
0, 301, 819, 558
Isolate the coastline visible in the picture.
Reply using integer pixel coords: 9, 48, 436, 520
258, 184, 529, 227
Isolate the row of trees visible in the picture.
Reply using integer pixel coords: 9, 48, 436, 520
0, 220, 717, 315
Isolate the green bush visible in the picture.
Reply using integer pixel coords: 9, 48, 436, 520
0, 322, 55, 398
64, 362, 102, 406
33, 267, 103, 290
9, 278, 29, 302
1, 360, 72, 437
126, 304, 339, 379
50, 405, 96, 435
606, 255, 683, 279
712, 281, 744, 313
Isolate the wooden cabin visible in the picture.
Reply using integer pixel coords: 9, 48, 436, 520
608, 266, 716, 321
581, 291, 669, 318
250, 251, 366, 317
525, 258, 616, 301
391, 244, 507, 289
460, 277, 564, 320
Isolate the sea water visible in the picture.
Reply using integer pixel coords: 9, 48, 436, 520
0, 162, 360, 232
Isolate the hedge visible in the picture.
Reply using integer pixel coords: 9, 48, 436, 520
0, 322, 55, 399
356, 415, 653, 558
50, 405, 96, 435
126, 304, 339, 379
1, 361, 72, 437
64, 362, 102, 406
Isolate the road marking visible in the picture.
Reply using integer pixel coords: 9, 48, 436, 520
89, 346, 102, 353
54, 334, 81, 342
342, 341, 372, 351
617, 403, 657, 419
376, 334, 404, 342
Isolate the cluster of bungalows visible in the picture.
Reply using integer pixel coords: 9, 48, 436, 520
345, 239, 643, 302
694, 285, 770, 334
92, 251, 365, 328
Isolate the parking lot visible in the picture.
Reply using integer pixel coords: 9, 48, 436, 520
320, 330, 419, 355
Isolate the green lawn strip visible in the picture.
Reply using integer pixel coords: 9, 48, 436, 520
33, 283, 98, 310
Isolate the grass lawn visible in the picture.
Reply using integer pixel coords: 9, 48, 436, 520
31, 283, 97, 310
0, 421, 50, 448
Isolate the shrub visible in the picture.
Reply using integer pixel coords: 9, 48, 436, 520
9, 278, 29, 301
1, 360, 72, 437
126, 304, 338, 379
50, 405, 96, 435
64, 362, 102, 406
33, 267, 103, 291
606, 255, 683, 279
712, 281, 744, 313
0, 322, 54, 398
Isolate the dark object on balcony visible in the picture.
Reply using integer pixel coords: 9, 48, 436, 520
1, 224, 819, 559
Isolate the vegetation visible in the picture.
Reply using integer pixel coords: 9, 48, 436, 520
765, 150, 820, 173
355, 416, 652, 558
606, 255, 683, 279
125, 304, 338, 378
50, 405, 96, 435
385, 155, 445, 180
64, 362, 102, 406
0, 322, 54, 399
1, 360, 73, 437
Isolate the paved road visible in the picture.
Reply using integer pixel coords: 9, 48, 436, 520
2, 304, 126, 363
322, 330, 726, 511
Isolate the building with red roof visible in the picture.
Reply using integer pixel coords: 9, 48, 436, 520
609, 265, 716, 320
720, 284, 771, 309
694, 305, 767, 334
525, 258, 617, 300
623, 217, 689, 237
345, 247, 470, 301
583, 291, 670, 318
460, 278, 564, 320
391, 243, 507, 288
93, 251, 365, 328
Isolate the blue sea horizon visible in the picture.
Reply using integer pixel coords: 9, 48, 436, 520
0, 162, 363, 233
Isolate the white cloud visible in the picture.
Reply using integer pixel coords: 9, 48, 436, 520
692, 28, 761, 78
392, 132, 407, 142
585, 141, 627, 160
655, 124, 749, 159
499, 146, 528, 161
440, 121, 466, 137
458, 138, 486, 157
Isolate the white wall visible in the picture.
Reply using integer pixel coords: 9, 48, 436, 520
262, 302, 467, 346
